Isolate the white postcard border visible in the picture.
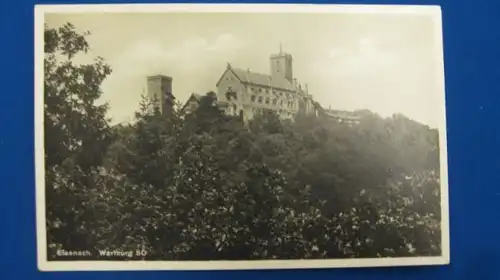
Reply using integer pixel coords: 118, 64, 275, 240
34, 3, 450, 271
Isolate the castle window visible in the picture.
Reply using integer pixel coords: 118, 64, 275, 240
251, 95, 256, 102
273, 99, 277, 105
226, 90, 237, 101
258, 96, 263, 103
265, 98, 270, 105
280, 100, 284, 106
259, 88, 262, 93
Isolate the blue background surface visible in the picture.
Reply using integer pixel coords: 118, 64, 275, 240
1, 0, 499, 279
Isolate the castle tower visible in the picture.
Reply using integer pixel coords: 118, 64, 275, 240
270, 44, 293, 82
147, 75, 175, 115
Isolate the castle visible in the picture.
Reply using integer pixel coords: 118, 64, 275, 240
146, 48, 360, 125
209, 47, 320, 122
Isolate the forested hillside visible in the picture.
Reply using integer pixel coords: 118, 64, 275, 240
44, 23, 442, 260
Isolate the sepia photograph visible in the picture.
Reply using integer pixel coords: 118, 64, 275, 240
35, 4, 449, 271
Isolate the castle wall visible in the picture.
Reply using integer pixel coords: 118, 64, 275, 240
215, 80, 314, 122
183, 98, 199, 115
242, 85, 300, 119
147, 75, 173, 114
270, 53, 293, 82
216, 69, 247, 116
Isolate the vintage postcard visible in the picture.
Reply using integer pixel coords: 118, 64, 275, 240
35, 3, 449, 271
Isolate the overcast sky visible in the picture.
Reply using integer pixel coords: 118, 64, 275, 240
45, 11, 444, 127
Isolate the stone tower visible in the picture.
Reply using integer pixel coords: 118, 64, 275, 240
270, 45, 293, 82
147, 75, 175, 115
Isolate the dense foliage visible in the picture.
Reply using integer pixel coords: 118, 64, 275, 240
44, 23, 442, 260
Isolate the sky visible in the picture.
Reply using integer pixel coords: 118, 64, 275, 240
45, 11, 444, 127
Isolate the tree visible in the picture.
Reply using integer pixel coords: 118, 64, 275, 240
109, 95, 181, 188
44, 22, 113, 257
44, 23, 113, 171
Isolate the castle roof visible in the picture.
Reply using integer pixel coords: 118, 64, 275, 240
323, 109, 361, 120
189, 93, 203, 101
181, 93, 203, 112
147, 74, 172, 81
219, 66, 297, 92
